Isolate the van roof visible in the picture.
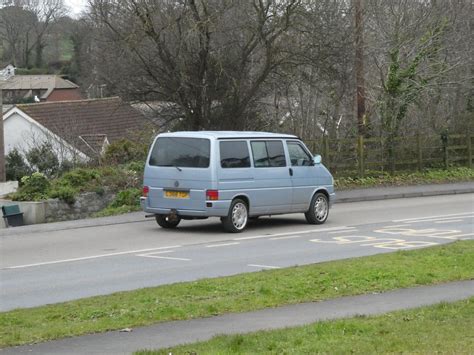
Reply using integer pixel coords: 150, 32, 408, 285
158, 131, 298, 139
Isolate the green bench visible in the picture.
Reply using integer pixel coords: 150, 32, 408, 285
2, 205, 24, 227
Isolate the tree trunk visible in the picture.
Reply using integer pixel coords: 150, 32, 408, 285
35, 41, 44, 68
387, 132, 396, 175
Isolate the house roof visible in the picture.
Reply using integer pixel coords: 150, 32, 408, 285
16, 97, 150, 158
2, 75, 78, 90
2, 75, 79, 99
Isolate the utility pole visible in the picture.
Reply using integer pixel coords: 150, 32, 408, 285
354, 0, 366, 137
0, 65, 13, 182
0, 86, 5, 182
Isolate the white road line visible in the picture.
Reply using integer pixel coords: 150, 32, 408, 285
445, 233, 474, 238
404, 216, 473, 224
248, 264, 281, 269
434, 219, 464, 224
269, 235, 303, 240
328, 229, 358, 234
139, 255, 191, 261
4, 245, 182, 270
136, 250, 175, 256
381, 224, 412, 228
205, 242, 240, 248
393, 212, 473, 223
234, 226, 355, 241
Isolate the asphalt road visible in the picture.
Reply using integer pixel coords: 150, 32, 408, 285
1, 194, 473, 311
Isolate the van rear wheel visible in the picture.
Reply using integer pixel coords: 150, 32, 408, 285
221, 199, 248, 233
156, 214, 181, 229
305, 192, 329, 224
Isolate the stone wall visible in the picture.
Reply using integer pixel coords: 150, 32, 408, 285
44, 192, 116, 222
1, 191, 116, 228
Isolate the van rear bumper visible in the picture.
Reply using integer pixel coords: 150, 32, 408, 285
141, 197, 231, 217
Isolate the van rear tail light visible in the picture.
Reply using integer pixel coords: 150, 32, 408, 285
142, 186, 149, 197
206, 189, 219, 200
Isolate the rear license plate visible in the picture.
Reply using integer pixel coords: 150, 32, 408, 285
164, 190, 190, 199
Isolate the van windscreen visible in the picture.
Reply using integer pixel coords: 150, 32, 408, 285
149, 137, 210, 168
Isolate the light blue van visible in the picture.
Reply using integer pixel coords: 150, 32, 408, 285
141, 131, 335, 232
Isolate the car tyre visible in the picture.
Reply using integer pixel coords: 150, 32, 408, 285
221, 199, 248, 233
156, 214, 181, 228
305, 192, 329, 224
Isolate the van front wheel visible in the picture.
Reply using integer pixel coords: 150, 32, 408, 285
156, 214, 181, 229
221, 199, 248, 233
305, 192, 329, 224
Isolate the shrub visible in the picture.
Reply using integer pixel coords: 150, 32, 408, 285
11, 172, 50, 201
57, 168, 101, 190
25, 143, 60, 178
100, 166, 140, 191
5, 149, 31, 182
49, 186, 77, 204
96, 187, 141, 217
103, 139, 147, 165
125, 161, 145, 175
109, 188, 141, 208
58, 160, 74, 176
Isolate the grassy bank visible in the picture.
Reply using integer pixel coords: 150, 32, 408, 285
139, 298, 474, 354
1, 241, 473, 348
335, 167, 474, 189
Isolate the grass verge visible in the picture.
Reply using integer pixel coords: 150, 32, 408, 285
138, 298, 474, 354
1, 241, 473, 348
335, 167, 474, 189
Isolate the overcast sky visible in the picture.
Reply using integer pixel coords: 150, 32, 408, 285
66, 0, 87, 17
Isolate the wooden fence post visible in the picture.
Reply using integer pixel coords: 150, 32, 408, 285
358, 135, 364, 177
441, 133, 449, 169
324, 136, 330, 165
417, 133, 422, 171
467, 132, 472, 168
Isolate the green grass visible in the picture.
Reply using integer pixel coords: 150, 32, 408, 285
1, 241, 473, 348
60, 39, 73, 61
335, 167, 474, 189
138, 298, 474, 354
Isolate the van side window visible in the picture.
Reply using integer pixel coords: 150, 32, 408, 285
251, 140, 286, 168
287, 142, 313, 166
220, 141, 250, 168
149, 137, 210, 168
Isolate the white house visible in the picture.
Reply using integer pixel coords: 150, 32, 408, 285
3, 106, 87, 162
3, 97, 151, 162
0, 64, 15, 79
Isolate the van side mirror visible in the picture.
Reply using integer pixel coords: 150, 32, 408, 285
313, 155, 322, 164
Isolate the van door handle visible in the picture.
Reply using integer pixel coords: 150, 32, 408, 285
289, 168, 293, 176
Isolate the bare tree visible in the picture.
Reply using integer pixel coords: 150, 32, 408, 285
62, 0, 472, 177
0, 0, 65, 68
87, 0, 301, 130
0, 4, 36, 67
267, 0, 354, 144
364, 0, 471, 173
30, 0, 66, 67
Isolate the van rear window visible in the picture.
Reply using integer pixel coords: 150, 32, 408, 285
149, 137, 210, 168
